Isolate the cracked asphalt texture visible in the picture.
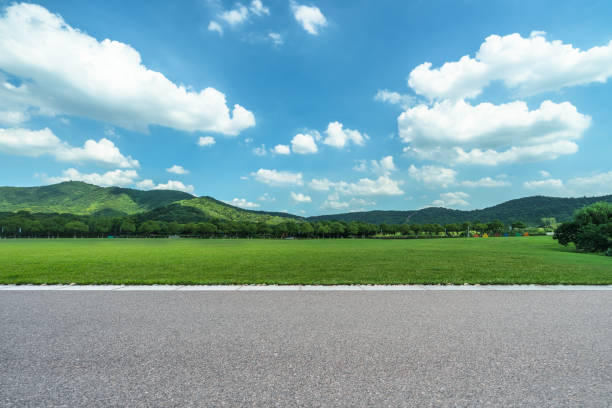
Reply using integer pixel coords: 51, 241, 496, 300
1, 291, 611, 407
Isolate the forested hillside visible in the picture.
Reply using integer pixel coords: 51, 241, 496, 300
310, 195, 612, 226
0, 181, 194, 215
142, 196, 302, 224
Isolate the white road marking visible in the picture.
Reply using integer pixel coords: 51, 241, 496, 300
0, 284, 611, 291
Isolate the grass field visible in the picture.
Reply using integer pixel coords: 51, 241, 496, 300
0, 236, 610, 285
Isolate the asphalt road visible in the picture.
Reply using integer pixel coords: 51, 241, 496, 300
1, 291, 611, 407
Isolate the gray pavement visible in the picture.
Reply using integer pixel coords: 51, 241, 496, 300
1, 290, 611, 407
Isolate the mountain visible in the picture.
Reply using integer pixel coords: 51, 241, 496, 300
139, 196, 302, 224
308, 210, 415, 225
0, 181, 194, 215
2, 182, 611, 226
309, 195, 612, 225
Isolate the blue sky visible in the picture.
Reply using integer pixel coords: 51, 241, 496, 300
0, 0, 611, 215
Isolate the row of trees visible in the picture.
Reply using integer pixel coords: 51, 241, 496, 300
0, 211, 536, 239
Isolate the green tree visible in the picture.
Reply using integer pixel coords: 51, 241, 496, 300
120, 220, 136, 235
64, 220, 89, 236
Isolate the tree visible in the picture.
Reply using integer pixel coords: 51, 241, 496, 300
554, 202, 612, 253
138, 220, 161, 236
120, 220, 136, 235
64, 221, 89, 236
511, 221, 526, 230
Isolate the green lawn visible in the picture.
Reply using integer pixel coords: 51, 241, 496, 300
0, 236, 610, 285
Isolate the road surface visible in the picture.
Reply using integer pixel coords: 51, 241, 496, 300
1, 290, 611, 407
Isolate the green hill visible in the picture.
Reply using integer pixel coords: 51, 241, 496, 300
308, 210, 416, 225
166, 196, 302, 224
0, 181, 194, 215
309, 195, 612, 226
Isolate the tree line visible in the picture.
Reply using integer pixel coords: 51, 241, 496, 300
0, 211, 549, 239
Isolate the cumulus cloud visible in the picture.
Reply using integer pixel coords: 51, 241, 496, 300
273, 144, 291, 155
249, 0, 270, 16
0, 109, 28, 126
258, 193, 276, 202
197, 136, 216, 147
460, 176, 510, 187
539, 170, 551, 178
226, 198, 261, 209
151, 180, 195, 194
0, 3, 254, 135
523, 179, 564, 190
408, 165, 457, 188
374, 89, 414, 109
321, 192, 376, 210
323, 121, 368, 149
166, 165, 189, 175
45, 168, 140, 187
408, 32, 612, 100
291, 2, 327, 35
432, 192, 470, 208
0, 127, 138, 168
252, 144, 267, 156
219, 4, 249, 25
208, 21, 223, 35
399, 99, 590, 165
251, 168, 304, 186
291, 133, 318, 154
309, 176, 403, 196
290, 191, 312, 203
566, 171, 612, 196
268, 32, 283, 46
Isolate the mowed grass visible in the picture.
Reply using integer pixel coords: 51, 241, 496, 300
0, 236, 610, 285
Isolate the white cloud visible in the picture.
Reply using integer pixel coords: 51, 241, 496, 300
226, 198, 260, 209
523, 179, 564, 190
252, 144, 267, 156
291, 191, 312, 203
249, 0, 270, 16
321, 192, 376, 210
460, 176, 510, 187
539, 170, 551, 178
566, 171, 612, 196
374, 89, 413, 109
45, 168, 140, 187
432, 192, 470, 208
408, 32, 612, 100
258, 193, 276, 202
309, 176, 403, 196
309, 178, 334, 192
291, 133, 318, 154
399, 99, 590, 165
251, 168, 304, 186
0, 109, 28, 126
152, 180, 195, 194
197, 136, 216, 147
323, 121, 368, 149
0, 3, 254, 135
166, 165, 189, 175
273, 144, 291, 155
371, 156, 397, 176
408, 164, 457, 188
321, 192, 349, 210
268, 32, 283, 46
354, 156, 398, 176
208, 21, 223, 35
0, 127, 138, 168
135, 179, 155, 190
291, 2, 327, 35
219, 4, 249, 25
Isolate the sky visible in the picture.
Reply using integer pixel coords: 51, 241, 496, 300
0, 0, 611, 215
